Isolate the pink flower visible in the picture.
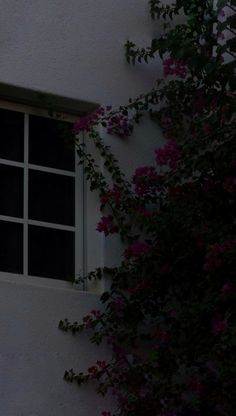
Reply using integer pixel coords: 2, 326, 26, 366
88, 365, 99, 380
91, 309, 102, 318
132, 166, 159, 196
100, 193, 110, 206
211, 317, 228, 336
96, 360, 107, 369
163, 57, 187, 79
106, 113, 131, 138
73, 107, 104, 134
221, 281, 233, 294
124, 241, 152, 258
211, 243, 225, 254
160, 116, 172, 129
96, 215, 117, 236
82, 314, 94, 328
155, 139, 181, 169
134, 166, 157, 178
223, 178, 236, 193
203, 241, 229, 272
100, 185, 121, 206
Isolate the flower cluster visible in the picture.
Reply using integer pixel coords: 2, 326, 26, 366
96, 215, 117, 236
223, 177, 236, 193
82, 314, 95, 329
91, 309, 102, 319
211, 316, 228, 336
221, 281, 233, 294
132, 166, 159, 196
74, 107, 105, 134
155, 139, 182, 169
100, 185, 121, 207
88, 365, 99, 380
124, 241, 152, 258
203, 240, 236, 273
106, 113, 132, 138
163, 57, 187, 79
62, 3, 236, 416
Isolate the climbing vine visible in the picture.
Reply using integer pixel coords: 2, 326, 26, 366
59, 1, 236, 415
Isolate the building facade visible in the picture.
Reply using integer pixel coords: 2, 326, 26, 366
0, 1, 162, 414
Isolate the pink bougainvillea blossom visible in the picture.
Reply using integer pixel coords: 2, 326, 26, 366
204, 239, 236, 272
211, 317, 228, 336
211, 243, 226, 254
91, 309, 102, 319
96, 360, 107, 370
96, 215, 117, 236
82, 314, 94, 328
163, 57, 187, 79
100, 185, 121, 206
132, 165, 159, 196
221, 281, 233, 294
73, 105, 131, 138
223, 178, 236, 193
106, 113, 131, 138
74, 107, 105, 134
155, 139, 182, 169
88, 365, 99, 380
124, 241, 152, 258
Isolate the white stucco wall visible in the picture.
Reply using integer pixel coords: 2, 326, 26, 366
0, 1, 162, 414
0, 275, 112, 416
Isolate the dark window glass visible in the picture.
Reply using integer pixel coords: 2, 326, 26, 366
0, 164, 23, 217
0, 221, 23, 273
0, 108, 24, 162
29, 115, 74, 171
28, 225, 74, 280
29, 170, 74, 226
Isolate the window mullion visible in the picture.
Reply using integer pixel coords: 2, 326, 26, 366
23, 113, 29, 277
76, 132, 87, 290
75, 140, 80, 286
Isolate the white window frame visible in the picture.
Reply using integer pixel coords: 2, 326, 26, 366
0, 100, 87, 291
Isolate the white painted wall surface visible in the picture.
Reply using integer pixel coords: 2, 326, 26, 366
0, 1, 162, 414
0, 276, 112, 416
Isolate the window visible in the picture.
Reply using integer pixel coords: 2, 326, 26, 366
0, 103, 82, 282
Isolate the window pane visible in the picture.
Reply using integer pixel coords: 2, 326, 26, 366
28, 225, 74, 280
29, 170, 75, 226
0, 108, 24, 162
0, 221, 23, 273
0, 164, 23, 217
29, 115, 74, 171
